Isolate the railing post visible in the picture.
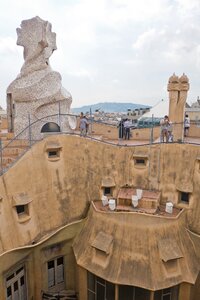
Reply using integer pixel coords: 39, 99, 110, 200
0, 139, 3, 174
28, 113, 32, 147
58, 101, 61, 132
90, 107, 92, 135
150, 114, 154, 144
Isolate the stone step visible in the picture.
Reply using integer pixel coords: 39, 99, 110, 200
0, 132, 14, 139
2, 139, 30, 148
0, 123, 31, 172
2, 157, 15, 165
1, 147, 28, 156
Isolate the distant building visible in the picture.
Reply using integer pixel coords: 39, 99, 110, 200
186, 96, 200, 122
127, 107, 150, 122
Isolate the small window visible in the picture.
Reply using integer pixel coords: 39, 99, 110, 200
104, 187, 111, 195
133, 155, 148, 167
46, 147, 61, 161
16, 205, 27, 215
135, 159, 146, 165
48, 150, 59, 158
134, 158, 148, 167
15, 204, 30, 222
180, 192, 189, 203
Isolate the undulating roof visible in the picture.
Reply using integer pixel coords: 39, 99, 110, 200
73, 203, 199, 291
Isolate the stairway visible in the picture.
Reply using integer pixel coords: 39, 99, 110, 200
0, 131, 30, 173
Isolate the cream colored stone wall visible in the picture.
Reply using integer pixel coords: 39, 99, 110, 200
1, 136, 200, 249
0, 221, 83, 299
0, 135, 200, 298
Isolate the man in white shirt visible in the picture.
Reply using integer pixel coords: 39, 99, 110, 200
124, 119, 130, 140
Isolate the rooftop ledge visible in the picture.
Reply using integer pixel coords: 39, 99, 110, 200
93, 200, 183, 219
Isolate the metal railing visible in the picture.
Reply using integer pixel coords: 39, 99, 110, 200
0, 114, 200, 175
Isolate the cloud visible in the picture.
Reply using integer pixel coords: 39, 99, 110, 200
67, 68, 95, 81
176, 0, 200, 10
0, 0, 200, 109
0, 37, 19, 54
132, 28, 158, 50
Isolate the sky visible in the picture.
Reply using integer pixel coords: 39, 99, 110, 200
1, 0, 200, 109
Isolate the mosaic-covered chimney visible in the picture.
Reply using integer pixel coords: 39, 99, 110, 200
7, 16, 76, 139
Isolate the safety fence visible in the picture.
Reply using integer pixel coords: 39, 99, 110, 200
0, 113, 200, 174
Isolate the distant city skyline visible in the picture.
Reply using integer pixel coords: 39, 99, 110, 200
1, 0, 200, 109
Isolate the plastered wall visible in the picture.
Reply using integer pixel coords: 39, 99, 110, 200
0, 136, 200, 250
0, 135, 200, 299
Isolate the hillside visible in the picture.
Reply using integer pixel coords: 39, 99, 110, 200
71, 102, 150, 114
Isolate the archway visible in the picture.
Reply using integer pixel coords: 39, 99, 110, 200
41, 122, 60, 133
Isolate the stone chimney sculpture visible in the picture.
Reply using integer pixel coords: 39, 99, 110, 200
167, 73, 189, 141
7, 16, 76, 138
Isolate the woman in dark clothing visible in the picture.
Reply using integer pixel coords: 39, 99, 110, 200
118, 120, 124, 139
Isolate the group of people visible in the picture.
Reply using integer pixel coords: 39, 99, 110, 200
160, 114, 190, 142
79, 112, 190, 141
118, 119, 132, 140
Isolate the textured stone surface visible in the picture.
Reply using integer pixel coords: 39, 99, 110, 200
168, 73, 190, 141
7, 16, 75, 138
0, 135, 200, 298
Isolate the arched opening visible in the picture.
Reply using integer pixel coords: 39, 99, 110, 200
41, 122, 60, 133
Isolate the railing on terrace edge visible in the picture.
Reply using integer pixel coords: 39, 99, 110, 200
0, 113, 200, 175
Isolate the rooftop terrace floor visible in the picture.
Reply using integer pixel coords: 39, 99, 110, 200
102, 136, 200, 146
94, 201, 182, 218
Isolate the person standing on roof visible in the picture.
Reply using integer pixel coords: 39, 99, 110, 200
160, 115, 170, 142
79, 114, 88, 137
124, 119, 130, 140
118, 119, 124, 139
184, 114, 190, 137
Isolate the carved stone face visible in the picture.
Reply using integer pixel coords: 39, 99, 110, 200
16, 16, 57, 62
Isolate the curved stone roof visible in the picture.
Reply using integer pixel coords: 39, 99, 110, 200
73, 202, 199, 291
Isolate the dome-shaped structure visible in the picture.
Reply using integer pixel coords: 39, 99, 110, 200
168, 73, 179, 84
179, 73, 189, 83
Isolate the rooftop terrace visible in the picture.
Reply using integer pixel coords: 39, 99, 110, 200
94, 187, 182, 218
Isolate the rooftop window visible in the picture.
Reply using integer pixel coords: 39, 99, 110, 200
15, 204, 30, 223
45, 142, 62, 161
104, 187, 112, 195
16, 205, 26, 215
48, 150, 59, 158
133, 155, 148, 168
179, 192, 190, 204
